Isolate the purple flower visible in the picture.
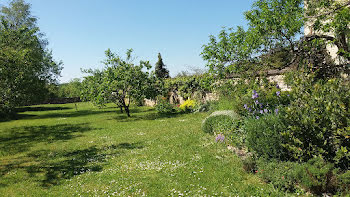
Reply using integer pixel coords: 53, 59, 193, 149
256, 116, 260, 119
275, 108, 279, 114
252, 90, 259, 99
215, 134, 225, 143
276, 84, 280, 89
259, 103, 263, 108
244, 104, 248, 109
255, 100, 260, 105
260, 110, 264, 114
248, 107, 252, 112
276, 91, 281, 97
264, 109, 268, 113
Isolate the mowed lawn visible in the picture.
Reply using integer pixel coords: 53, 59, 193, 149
0, 102, 285, 196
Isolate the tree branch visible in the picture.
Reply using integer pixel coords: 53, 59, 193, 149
305, 1, 350, 19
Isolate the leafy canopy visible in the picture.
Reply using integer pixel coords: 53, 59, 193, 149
0, 0, 62, 116
81, 49, 155, 117
202, 0, 304, 77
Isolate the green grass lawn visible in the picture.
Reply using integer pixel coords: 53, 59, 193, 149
0, 102, 287, 196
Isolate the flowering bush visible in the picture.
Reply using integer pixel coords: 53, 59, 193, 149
244, 114, 288, 159
179, 99, 196, 112
241, 85, 290, 119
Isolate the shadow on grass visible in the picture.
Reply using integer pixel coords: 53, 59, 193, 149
1, 109, 120, 122
15, 106, 72, 113
0, 142, 144, 187
113, 111, 183, 122
0, 123, 95, 156
1, 105, 155, 122
34, 109, 119, 119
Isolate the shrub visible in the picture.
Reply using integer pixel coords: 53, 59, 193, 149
179, 99, 196, 112
244, 114, 288, 159
242, 155, 257, 173
201, 110, 239, 134
296, 157, 337, 195
256, 159, 300, 192
280, 75, 350, 168
155, 97, 175, 114
254, 157, 350, 195
194, 100, 218, 113
216, 78, 291, 117
337, 170, 350, 195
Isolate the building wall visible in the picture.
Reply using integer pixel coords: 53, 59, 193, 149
304, 0, 349, 64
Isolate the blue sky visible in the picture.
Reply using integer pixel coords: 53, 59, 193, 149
3, 0, 256, 83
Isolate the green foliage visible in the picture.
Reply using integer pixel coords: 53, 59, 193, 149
201, 110, 239, 134
245, 114, 288, 159
154, 53, 169, 79
256, 159, 300, 192
0, 0, 37, 30
0, 7, 62, 114
194, 101, 218, 113
255, 158, 350, 195
305, 0, 350, 61
155, 97, 175, 114
81, 49, 154, 117
281, 74, 350, 168
57, 78, 82, 98
242, 156, 258, 173
337, 170, 350, 195
0, 0, 62, 116
296, 157, 337, 195
164, 74, 215, 100
201, 0, 303, 77
216, 77, 290, 117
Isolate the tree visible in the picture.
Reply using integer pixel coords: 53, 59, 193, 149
202, 0, 304, 78
155, 53, 170, 78
202, 0, 349, 79
57, 78, 82, 98
304, 0, 350, 61
81, 49, 154, 117
0, 0, 37, 30
0, 0, 62, 116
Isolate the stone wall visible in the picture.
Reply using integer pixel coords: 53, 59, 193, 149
143, 74, 290, 107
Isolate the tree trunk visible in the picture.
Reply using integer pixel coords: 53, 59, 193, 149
119, 106, 123, 113
124, 105, 130, 117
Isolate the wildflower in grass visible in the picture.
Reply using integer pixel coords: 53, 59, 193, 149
259, 110, 264, 114
276, 84, 280, 89
244, 104, 248, 109
256, 116, 260, 119
215, 134, 225, 143
264, 109, 268, 113
275, 108, 279, 114
255, 100, 260, 105
252, 90, 259, 99
276, 91, 281, 97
